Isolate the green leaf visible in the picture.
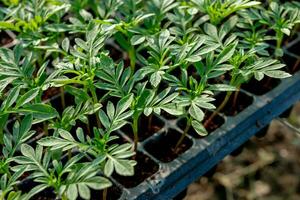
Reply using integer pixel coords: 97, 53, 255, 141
104, 159, 114, 177
150, 71, 164, 87
99, 110, 110, 129
20, 144, 35, 159
65, 85, 89, 102
208, 84, 236, 92
214, 43, 236, 66
131, 35, 146, 46
116, 94, 133, 115
191, 120, 208, 136
18, 104, 58, 120
16, 88, 40, 108
2, 86, 20, 111
189, 104, 204, 122
59, 129, 75, 142
62, 38, 70, 52
113, 159, 135, 176
264, 70, 291, 79
67, 184, 78, 200
78, 184, 90, 200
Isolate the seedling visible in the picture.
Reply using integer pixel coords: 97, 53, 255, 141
260, 2, 300, 57
0, 1, 299, 199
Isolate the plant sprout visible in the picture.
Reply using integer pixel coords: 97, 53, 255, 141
0, 0, 299, 198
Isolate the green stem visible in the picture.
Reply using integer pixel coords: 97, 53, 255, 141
62, 193, 68, 200
43, 122, 48, 136
276, 31, 283, 50
89, 85, 101, 128
132, 116, 139, 151
0, 114, 8, 144
175, 117, 191, 150
147, 114, 153, 132
204, 91, 232, 128
0, 129, 3, 144
103, 188, 108, 200
128, 45, 136, 72
60, 87, 66, 110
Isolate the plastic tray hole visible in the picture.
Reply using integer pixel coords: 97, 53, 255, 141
241, 77, 281, 96
215, 91, 253, 116
144, 130, 193, 163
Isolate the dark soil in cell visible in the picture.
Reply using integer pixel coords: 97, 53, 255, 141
144, 130, 193, 163
285, 38, 300, 56
215, 92, 253, 116
0, 31, 13, 46
80, 185, 123, 200
42, 87, 61, 101
113, 152, 159, 188
49, 92, 75, 114
242, 77, 281, 96
105, 44, 123, 61
121, 115, 164, 141
177, 111, 225, 139
282, 53, 300, 74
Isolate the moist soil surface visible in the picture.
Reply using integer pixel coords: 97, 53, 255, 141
113, 152, 159, 188
215, 92, 253, 116
144, 130, 193, 163
242, 77, 281, 96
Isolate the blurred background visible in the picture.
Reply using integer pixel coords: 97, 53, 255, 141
184, 102, 300, 200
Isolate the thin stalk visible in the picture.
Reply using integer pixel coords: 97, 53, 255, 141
62, 193, 68, 200
89, 85, 101, 128
103, 188, 108, 200
276, 31, 283, 50
175, 118, 191, 150
147, 114, 153, 132
132, 116, 139, 151
204, 91, 232, 128
232, 86, 241, 110
86, 119, 91, 136
68, 150, 72, 160
43, 122, 48, 136
128, 45, 136, 72
292, 58, 300, 73
0, 130, 3, 144
0, 114, 8, 144
60, 87, 66, 110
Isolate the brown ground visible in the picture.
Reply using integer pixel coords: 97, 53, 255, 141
185, 102, 300, 200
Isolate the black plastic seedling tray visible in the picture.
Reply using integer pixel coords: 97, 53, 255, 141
115, 74, 300, 200
3, 37, 300, 200
110, 42, 300, 199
